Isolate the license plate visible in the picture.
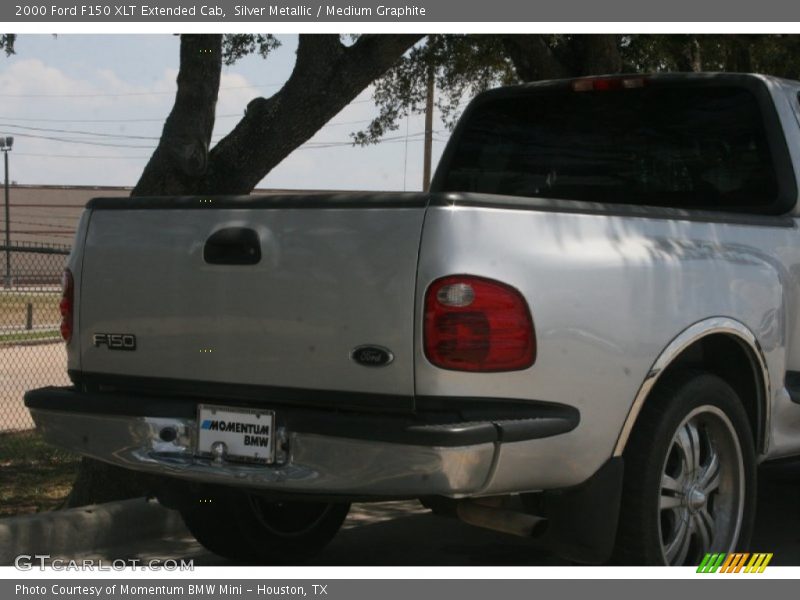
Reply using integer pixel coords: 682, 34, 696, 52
196, 404, 275, 464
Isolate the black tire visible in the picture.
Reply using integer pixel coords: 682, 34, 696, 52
180, 488, 350, 564
235, 496, 351, 564
180, 490, 254, 563
614, 370, 757, 565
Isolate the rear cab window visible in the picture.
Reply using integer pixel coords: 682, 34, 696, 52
437, 77, 796, 215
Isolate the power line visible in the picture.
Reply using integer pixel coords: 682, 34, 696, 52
5, 132, 153, 149
9, 129, 446, 156
315, 118, 374, 128
300, 130, 433, 148
0, 82, 284, 99
15, 153, 151, 159
0, 123, 161, 141
0, 114, 235, 124
0, 117, 379, 143
0, 114, 376, 127
0, 95, 464, 125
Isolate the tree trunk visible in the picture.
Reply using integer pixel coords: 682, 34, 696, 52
198, 34, 423, 194
132, 34, 222, 196
689, 37, 703, 72
502, 35, 571, 82
574, 35, 622, 76
503, 35, 622, 83
725, 35, 754, 72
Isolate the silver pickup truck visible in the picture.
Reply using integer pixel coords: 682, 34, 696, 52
25, 73, 800, 566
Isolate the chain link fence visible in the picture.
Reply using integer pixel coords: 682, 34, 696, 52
0, 241, 71, 457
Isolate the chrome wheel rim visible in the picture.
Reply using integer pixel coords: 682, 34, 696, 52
658, 405, 745, 566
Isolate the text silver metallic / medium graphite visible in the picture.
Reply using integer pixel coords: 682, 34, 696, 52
233, 5, 427, 17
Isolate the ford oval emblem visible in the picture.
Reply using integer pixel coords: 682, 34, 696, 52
351, 345, 394, 367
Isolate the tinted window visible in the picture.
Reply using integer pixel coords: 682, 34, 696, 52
441, 86, 779, 211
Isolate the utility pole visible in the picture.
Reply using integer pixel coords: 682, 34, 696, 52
422, 65, 434, 192
1, 136, 13, 289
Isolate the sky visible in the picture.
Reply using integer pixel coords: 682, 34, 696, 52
0, 35, 452, 191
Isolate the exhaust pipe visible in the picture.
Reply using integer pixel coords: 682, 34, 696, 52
456, 498, 547, 538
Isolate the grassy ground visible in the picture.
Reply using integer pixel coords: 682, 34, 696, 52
0, 431, 79, 517
0, 291, 60, 332
0, 329, 59, 344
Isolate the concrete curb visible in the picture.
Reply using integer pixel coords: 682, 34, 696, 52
0, 497, 188, 564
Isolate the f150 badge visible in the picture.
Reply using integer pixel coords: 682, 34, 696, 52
93, 333, 137, 351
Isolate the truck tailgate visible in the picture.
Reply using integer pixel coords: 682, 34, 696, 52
76, 195, 428, 411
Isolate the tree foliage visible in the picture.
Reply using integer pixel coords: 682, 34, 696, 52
0, 34, 15, 56
352, 35, 516, 144
222, 34, 281, 65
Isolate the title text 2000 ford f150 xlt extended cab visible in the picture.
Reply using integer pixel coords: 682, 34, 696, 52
24, 73, 800, 565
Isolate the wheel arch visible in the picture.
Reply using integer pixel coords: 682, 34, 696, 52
613, 317, 770, 457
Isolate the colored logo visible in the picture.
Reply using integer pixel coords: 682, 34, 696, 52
697, 553, 773, 573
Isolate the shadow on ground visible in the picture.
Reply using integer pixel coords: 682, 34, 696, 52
750, 460, 800, 565
72, 461, 800, 566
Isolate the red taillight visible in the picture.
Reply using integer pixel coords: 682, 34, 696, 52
572, 77, 647, 92
424, 275, 535, 372
60, 268, 73, 343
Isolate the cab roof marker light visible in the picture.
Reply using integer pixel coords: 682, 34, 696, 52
572, 79, 595, 92
572, 77, 649, 92
622, 78, 647, 89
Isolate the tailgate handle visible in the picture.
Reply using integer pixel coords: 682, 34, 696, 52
204, 227, 261, 265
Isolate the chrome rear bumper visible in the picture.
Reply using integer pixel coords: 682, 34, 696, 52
26, 384, 579, 498
30, 408, 497, 497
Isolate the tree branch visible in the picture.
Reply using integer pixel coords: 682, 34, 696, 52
197, 34, 424, 194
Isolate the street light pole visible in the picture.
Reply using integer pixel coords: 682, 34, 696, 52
1, 136, 13, 289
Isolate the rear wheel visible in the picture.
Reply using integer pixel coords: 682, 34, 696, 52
180, 489, 350, 564
614, 371, 757, 565
180, 491, 251, 562
236, 496, 351, 564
